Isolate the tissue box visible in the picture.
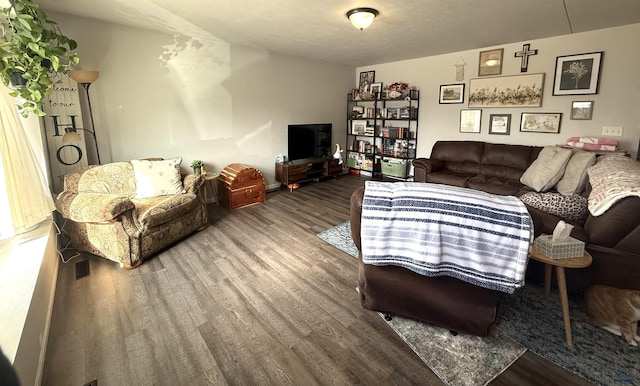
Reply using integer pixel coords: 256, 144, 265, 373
533, 234, 585, 259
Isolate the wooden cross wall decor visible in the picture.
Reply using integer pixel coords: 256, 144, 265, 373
514, 43, 538, 72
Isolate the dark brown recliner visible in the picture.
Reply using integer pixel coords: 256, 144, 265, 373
350, 186, 544, 336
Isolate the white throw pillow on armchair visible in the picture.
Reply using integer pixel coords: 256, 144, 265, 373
520, 146, 573, 192
131, 157, 185, 198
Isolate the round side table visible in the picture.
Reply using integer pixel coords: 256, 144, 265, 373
202, 173, 219, 205
528, 249, 592, 347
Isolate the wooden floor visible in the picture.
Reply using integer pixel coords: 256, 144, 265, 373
42, 174, 592, 386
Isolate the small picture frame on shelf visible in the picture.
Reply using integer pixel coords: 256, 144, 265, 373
352, 88, 360, 101
520, 113, 562, 133
460, 109, 482, 133
439, 83, 465, 104
351, 120, 367, 135
351, 105, 364, 119
489, 114, 511, 135
570, 101, 594, 120
370, 82, 382, 97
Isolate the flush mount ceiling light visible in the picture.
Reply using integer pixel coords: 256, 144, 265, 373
346, 8, 379, 30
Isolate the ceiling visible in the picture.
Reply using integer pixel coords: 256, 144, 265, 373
37, 0, 640, 66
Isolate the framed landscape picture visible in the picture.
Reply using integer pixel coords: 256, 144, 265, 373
570, 101, 594, 120
520, 113, 562, 133
478, 48, 503, 76
460, 109, 482, 133
469, 73, 544, 107
439, 83, 465, 104
553, 52, 603, 95
489, 114, 511, 135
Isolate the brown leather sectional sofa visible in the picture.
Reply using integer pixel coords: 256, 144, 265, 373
350, 140, 639, 335
413, 140, 640, 290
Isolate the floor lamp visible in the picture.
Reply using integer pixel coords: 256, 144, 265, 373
63, 70, 101, 165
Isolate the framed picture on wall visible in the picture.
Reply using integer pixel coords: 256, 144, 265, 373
439, 83, 465, 104
570, 101, 594, 120
478, 48, 504, 76
469, 73, 544, 107
359, 71, 375, 93
552, 52, 603, 95
520, 113, 562, 133
460, 109, 482, 133
489, 114, 511, 135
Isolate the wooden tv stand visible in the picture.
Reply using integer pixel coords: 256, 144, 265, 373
275, 157, 342, 191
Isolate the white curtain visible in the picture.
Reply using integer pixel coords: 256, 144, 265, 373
0, 83, 55, 234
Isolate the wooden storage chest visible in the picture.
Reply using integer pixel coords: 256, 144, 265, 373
218, 164, 266, 209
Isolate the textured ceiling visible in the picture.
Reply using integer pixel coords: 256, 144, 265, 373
36, 0, 640, 66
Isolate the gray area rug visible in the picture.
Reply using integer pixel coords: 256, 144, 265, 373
383, 315, 525, 386
318, 221, 640, 386
319, 222, 526, 386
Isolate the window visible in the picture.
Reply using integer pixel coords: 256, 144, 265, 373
0, 152, 14, 240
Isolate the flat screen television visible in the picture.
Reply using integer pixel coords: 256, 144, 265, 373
287, 123, 332, 161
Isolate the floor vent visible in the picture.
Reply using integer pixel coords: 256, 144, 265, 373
75, 260, 90, 279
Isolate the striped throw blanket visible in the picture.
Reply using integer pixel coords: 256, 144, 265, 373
361, 181, 533, 294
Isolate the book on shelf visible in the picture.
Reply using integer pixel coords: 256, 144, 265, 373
380, 126, 412, 139
351, 139, 373, 154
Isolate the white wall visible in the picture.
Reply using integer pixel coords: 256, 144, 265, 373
356, 23, 640, 159
49, 13, 354, 187
46, 13, 640, 180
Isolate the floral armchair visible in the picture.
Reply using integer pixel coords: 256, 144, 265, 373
55, 159, 208, 268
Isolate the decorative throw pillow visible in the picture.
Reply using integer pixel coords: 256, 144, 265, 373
520, 146, 573, 192
131, 157, 185, 198
555, 149, 596, 195
520, 191, 588, 223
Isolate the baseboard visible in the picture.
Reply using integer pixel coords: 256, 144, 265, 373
266, 183, 281, 192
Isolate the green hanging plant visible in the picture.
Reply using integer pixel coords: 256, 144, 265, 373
0, 0, 79, 117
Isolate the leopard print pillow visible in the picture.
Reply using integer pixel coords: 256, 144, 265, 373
520, 192, 588, 223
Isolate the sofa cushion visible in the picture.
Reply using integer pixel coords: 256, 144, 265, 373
481, 143, 541, 176
520, 146, 572, 192
555, 149, 596, 195
67, 193, 135, 222
426, 170, 473, 187
133, 194, 200, 228
131, 157, 185, 198
467, 175, 525, 196
520, 192, 588, 223
77, 162, 137, 196
431, 141, 484, 163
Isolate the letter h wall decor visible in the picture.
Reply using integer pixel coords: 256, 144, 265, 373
42, 72, 89, 193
